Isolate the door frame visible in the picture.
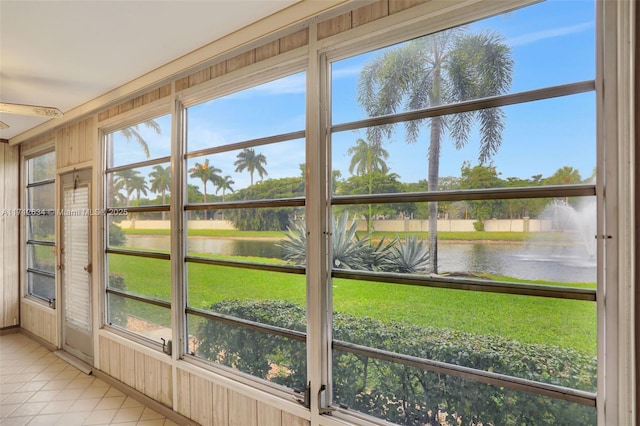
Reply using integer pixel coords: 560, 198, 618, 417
58, 167, 94, 364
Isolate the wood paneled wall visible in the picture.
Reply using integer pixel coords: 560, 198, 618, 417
21, 300, 57, 346
99, 336, 173, 407
0, 142, 20, 329
176, 369, 310, 426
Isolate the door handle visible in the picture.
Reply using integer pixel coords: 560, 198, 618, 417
84, 264, 92, 273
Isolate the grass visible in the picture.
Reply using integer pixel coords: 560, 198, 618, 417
121, 228, 574, 242
108, 251, 597, 356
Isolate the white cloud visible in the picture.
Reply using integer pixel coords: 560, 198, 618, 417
506, 22, 593, 47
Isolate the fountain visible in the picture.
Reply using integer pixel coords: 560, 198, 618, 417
542, 197, 597, 259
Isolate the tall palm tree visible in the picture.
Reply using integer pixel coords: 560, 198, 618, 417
118, 119, 161, 159
149, 165, 171, 219
189, 159, 221, 219
234, 148, 268, 187
216, 175, 235, 202
129, 174, 149, 203
358, 29, 513, 273
113, 169, 141, 204
347, 138, 390, 231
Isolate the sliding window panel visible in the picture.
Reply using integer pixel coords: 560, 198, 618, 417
106, 162, 171, 209
106, 254, 171, 302
27, 151, 55, 183
331, 0, 595, 124
332, 349, 596, 425
106, 293, 171, 343
186, 207, 304, 264
27, 272, 55, 302
27, 244, 56, 274
107, 213, 169, 252
186, 72, 306, 153
106, 114, 172, 168
185, 138, 305, 202
331, 93, 596, 197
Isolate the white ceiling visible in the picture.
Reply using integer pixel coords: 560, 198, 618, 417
0, 0, 300, 140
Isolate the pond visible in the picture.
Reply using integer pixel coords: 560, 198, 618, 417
125, 235, 596, 283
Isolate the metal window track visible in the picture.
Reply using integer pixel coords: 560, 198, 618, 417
185, 255, 305, 275
26, 179, 55, 188
332, 184, 596, 205
106, 287, 172, 310
26, 268, 55, 278
105, 204, 170, 213
186, 306, 307, 342
106, 248, 170, 260
332, 270, 596, 301
185, 130, 306, 159
331, 80, 595, 133
105, 156, 171, 174
185, 196, 305, 211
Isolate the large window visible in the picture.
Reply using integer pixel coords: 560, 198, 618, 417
97, 0, 621, 423
183, 71, 308, 390
25, 150, 56, 304
104, 114, 172, 343
328, 1, 596, 424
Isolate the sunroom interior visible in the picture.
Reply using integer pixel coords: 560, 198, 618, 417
0, 0, 636, 425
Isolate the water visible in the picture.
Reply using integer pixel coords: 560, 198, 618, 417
126, 235, 595, 283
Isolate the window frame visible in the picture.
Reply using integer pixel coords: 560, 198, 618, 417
22, 146, 57, 307
180, 61, 310, 395
99, 102, 174, 350
318, 1, 601, 423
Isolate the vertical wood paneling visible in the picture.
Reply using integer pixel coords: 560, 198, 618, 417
190, 374, 213, 426
176, 368, 191, 418
108, 339, 121, 380
279, 29, 309, 53
389, 0, 429, 14
119, 344, 136, 388
21, 302, 56, 346
352, 0, 389, 27
228, 390, 257, 426
134, 350, 146, 393
255, 40, 280, 62
211, 382, 229, 426
0, 143, 20, 329
257, 401, 281, 426
99, 336, 110, 373
227, 50, 256, 73
282, 412, 310, 426
144, 356, 160, 401
158, 359, 172, 406
317, 12, 352, 40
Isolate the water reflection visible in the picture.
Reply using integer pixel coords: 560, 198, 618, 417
126, 235, 595, 283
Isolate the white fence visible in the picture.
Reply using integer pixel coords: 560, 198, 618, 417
119, 218, 552, 233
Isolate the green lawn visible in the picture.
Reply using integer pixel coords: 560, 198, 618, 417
108, 252, 596, 356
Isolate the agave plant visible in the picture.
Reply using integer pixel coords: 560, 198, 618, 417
382, 235, 430, 274
280, 212, 388, 270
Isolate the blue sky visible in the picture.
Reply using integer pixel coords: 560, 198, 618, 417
111, 0, 596, 195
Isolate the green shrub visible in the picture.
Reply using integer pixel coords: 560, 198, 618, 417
109, 223, 126, 246
194, 300, 596, 425
473, 220, 485, 231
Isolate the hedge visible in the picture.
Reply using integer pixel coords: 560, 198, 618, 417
194, 300, 596, 426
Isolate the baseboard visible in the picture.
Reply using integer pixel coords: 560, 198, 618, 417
19, 328, 58, 352
54, 350, 93, 375
92, 369, 198, 426
0, 325, 20, 336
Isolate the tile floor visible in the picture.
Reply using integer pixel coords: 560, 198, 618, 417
0, 333, 180, 426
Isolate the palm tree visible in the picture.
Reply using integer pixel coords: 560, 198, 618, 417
118, 119, 161, 159
149, 165, 171, 219
129, 174, 149, 203
347, 138, 390, 231
358, 28, 513, 273
215, 175, 235, 220
216, 175, 235, 202
189, 159, 221, 219
113, 169, 141, 204
234, 148, 268, 187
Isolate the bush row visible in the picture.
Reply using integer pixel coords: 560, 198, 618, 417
194, 300, 596, 425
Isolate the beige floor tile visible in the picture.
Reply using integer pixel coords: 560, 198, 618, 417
26, 390, 60, 403
0, 383, 23, 395
27, 412, 63, 425
162, 420, 179, 426
82, 408, 118, 425
66, 377, 95, 390
41, 380, 72, 391
120, 397, 143, 409
0, 393, 33, 406
103, 388, 126, 398
112, 406, 144, 423
138, 407, 164, 421
0, 404, 20, 419
68, 398, 102, 413
7, 401, 46, 418
94, 396, 126, 411
135, 419, 166, 426
39, 399, 75, 415
14, 382, 46, 393
53, 410, 91, 425
0, 415, 33, 426
78, 387, 109, 400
